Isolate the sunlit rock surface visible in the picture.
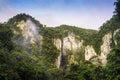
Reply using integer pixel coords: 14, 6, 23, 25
99, 33, 112, 65
16, 20, 41, 46
85, 45, 97, 60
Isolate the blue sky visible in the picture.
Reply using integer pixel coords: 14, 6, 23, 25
0, 0, 116, 29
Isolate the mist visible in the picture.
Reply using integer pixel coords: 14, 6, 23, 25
14, 19, 41, 47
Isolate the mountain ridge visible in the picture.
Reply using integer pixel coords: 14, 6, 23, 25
5, 13, 119, 66
0, 13, 120, 80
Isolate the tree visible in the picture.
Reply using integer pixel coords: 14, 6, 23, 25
106, 47, 120, 80
115, 0, 120, 19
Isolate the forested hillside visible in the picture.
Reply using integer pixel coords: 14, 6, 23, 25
0, 0, 120, 80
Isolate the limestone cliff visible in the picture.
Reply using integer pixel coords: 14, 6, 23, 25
54, 29, 120, 68
8, 14, 120, 69
13, 19, 42, 47
99, 33, 112, 65
54, 33, 84, 68
85, 45, 96, 61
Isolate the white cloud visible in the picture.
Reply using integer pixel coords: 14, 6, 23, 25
0, 0, 114, 30
31, 8, 113, 30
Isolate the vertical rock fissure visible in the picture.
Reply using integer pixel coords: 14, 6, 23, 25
60, 38, 67, 70
111, 30, 115, 48
60, 39, 63, 68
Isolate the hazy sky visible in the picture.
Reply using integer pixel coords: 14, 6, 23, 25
0, 0, 116, 29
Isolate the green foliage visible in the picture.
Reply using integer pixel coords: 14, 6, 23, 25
0, 22, 47, 80
0, 24, 14, 51
114, 30, 120, 46
41, 27, 59, 67
41, 19, 120, 55
106, 47, 120, 80
42, 25, 100, 55
46, 68, 63, 80
8, 13, 43, 28
54, 25, 98, 45
0, 23, 19, 80
94, 15, 120, 54
115, 0, 120, 19
66, 47, 85, 65
75, 48, 85, 63
0, 9, 120, 80
64, 62, 95, 80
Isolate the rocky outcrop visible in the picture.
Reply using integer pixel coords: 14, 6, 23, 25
15, 20, 42, 46
62, 33, 83, 54
54, 29, 120, 68
54, 33, 84, 68
113, 29, 120, 45
99, 29, 120, 65
85, 45, 97, 60
11, 14, 120, 68
54, 39, 62, 68
99, 33, 112, 65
